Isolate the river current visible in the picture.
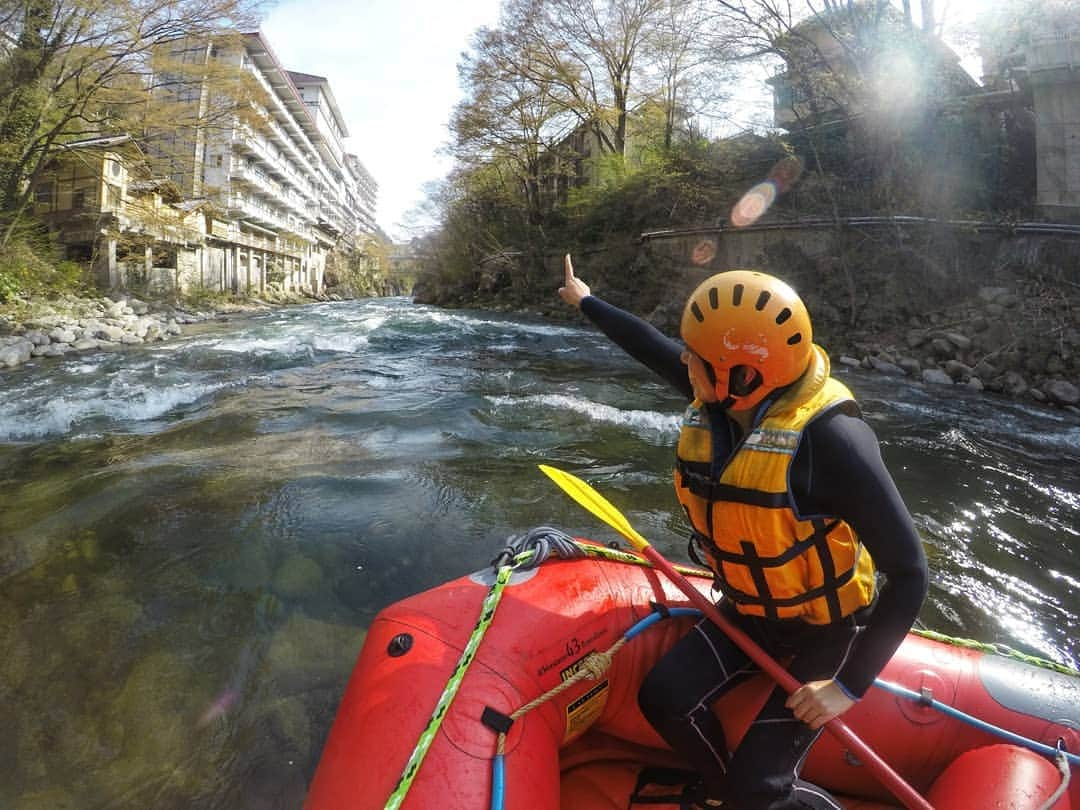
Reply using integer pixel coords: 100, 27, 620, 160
1, 297, 1077, 807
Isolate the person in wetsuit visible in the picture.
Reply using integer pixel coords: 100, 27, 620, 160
558, 255, 928, 809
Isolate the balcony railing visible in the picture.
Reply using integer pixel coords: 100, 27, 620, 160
1026, 30, 1080, 71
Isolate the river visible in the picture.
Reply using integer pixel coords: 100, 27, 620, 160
0, 297, 1076, 808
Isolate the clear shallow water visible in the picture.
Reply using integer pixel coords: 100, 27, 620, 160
0, 297, 1076, 808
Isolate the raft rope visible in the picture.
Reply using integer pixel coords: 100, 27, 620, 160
872, 679, 1080, 769
489, 605, 703, 810
910, 628, 1079, 678
383, 560, 517, 810
1039, 742, 1071, 810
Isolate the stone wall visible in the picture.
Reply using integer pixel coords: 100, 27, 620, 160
632, 221, 1080, 408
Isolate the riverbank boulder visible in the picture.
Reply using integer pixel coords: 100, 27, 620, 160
845, 284, 1079, 411
0, 293, 277, 373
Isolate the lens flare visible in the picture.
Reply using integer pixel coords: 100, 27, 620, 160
768, 155, 804, 194
730, 156, 805, 228
197, 687, 239, 727
730, 181, 778, 228
691, 238, 717, 266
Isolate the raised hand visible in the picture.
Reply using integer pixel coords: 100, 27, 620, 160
558, 253, 591, 309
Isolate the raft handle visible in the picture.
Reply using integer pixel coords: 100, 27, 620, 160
387, 633, 413, 658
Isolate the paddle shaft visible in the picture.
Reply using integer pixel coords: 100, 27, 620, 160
537, 464, 933, 809
638, 544, 933, 810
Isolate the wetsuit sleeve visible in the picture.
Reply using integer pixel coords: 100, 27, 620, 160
579, 296, 693, 400
802, 412, 929, 697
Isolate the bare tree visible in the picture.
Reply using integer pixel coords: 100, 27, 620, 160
494, 0, 668, 157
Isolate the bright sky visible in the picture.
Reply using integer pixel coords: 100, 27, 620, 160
262, 0, 984, 243
262, 0, 503, 242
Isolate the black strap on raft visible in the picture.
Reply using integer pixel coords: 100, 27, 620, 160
649, 601, 671, 619
481, 706, 514, 735
629, 767, 707, 808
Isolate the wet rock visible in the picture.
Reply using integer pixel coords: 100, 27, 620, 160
0, 599, 31, 692
899, 357, 921, 376
48, 327, 76, 343
94, 324, 125, 342
944, 332, 972, 351
922, 368, 953, 385
869, 357, 905, 376
973, 359, 998, 380
272, 554, 324, 599
264, 614, 366, 696
14, 788, 80, 809
1002, 371, 1029, 397
966, 377, 984, 391
0, 338, 32, 368
978, 286, 1010, 303
1044, 380, 1080, 406
837, 355, 861, 368
106, 650, 199, 771
930, 338, 954, 357
905, 330, 926, 349
943, 360, 972, 381
260, 695, 311, 755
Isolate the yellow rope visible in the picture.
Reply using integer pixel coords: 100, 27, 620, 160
494, 636, 628, 756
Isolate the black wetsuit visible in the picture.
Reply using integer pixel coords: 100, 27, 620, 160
580, 296, 928, 809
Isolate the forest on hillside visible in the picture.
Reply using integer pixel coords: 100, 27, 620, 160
412, 0, 1077, 309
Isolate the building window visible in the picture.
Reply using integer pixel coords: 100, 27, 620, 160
35, 183, 53, 205
72, 189, 86, 209
110, 160, 122, 177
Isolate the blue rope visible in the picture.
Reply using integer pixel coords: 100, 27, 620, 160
873, 679, 1080, 769
490, 755, 505, 810
490, 605, 1079, 809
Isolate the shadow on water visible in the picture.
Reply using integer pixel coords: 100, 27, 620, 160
0, 298, 1076, 808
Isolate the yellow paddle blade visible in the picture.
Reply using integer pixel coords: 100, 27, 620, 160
538, 464, 651, 551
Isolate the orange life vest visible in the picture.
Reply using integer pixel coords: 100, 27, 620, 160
674, 345, 876, 624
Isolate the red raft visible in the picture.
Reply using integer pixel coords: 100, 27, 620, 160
306, 545, 1079, 809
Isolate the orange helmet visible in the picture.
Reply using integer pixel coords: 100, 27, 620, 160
680, 270, 813, 410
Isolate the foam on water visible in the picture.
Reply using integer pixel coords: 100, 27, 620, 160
487, 393, 680, 443
0, 379, 226, 440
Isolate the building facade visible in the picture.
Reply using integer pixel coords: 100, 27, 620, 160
1005, 30, 1080, 221
45, 31, 379, 296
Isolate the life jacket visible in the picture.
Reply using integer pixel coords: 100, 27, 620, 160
674, 345, 877, 625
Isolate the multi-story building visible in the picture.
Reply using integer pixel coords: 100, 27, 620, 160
144, 31, 378, 294
346, 154, 379, 237
32, 135, 214, 292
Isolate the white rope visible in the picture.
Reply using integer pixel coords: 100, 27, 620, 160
1037, 745, 1071, 810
